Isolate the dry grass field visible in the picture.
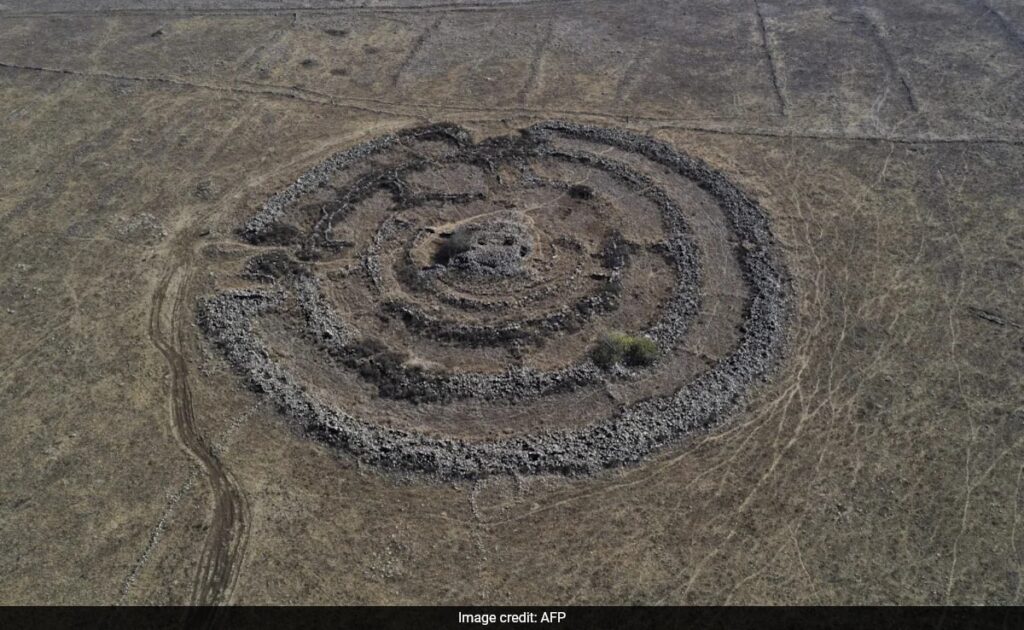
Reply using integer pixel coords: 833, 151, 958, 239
1, 0, 1022, 606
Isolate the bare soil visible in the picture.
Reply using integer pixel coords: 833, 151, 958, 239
1, 0, 1022, 605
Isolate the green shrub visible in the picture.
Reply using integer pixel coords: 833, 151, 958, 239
623, 335, 658, 366
591, 332, 658, 369
591, 332, 627, 369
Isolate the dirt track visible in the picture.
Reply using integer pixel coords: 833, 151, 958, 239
148, 262, 249, 605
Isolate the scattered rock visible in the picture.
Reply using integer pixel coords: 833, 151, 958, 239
114, 213, 166, 245
194, 180, 215, 201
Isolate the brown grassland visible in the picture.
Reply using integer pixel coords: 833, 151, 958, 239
1, 0, 1022, 605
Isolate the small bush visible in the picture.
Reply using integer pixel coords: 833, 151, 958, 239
591, 332, 658, 369
244, 252, 307, 282
246, 222, 299, 246
591, 333, 627, 369
623, 336, 658, 366
568, 184, 594, 200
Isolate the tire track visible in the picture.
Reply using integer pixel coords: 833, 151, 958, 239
517, 20, 554, 105
148, 262, 250, 607
753, 0, 787, 116
4, 60, 1024, 146
391, 15, 443, 88
0, 0, 578, 19
859, 7, 919, 113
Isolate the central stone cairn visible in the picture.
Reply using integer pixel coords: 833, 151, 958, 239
434, 215, 533, 277
198, 122, 792, 478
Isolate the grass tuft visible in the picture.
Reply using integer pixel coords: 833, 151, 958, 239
591, 331, 658, 369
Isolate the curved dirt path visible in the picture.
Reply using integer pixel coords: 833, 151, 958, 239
148, 261, 251, 606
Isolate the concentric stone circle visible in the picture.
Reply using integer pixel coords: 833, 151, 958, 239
197, 121, 792, 478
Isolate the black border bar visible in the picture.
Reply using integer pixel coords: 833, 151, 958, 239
1, 607, 1024, 630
